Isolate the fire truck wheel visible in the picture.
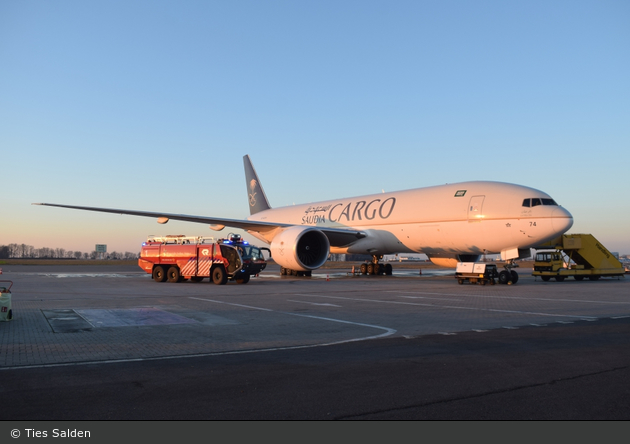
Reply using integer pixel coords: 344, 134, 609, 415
167, 266, 181, 283
212, 266, 228, 285
236, 274, 250, 284
152, 266, 167, 283
541, 276, 550, 282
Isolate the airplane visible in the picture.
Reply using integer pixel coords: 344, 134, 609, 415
34, 155, 573, 284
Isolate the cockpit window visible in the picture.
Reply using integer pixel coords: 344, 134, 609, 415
541, 198, 557, 205
523, 197, 558, 207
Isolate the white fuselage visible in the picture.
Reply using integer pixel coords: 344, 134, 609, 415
247, 181, 573, 256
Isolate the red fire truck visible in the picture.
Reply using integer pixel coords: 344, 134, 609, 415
138, 234, 267, 285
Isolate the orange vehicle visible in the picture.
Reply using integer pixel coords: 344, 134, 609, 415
138, 234, 267, 285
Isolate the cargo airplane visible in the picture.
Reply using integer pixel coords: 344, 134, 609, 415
34, 155, 573, 284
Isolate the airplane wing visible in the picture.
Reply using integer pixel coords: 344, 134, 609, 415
32, 203, 365, 246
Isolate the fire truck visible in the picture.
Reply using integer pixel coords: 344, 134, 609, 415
138, 234, 268, 284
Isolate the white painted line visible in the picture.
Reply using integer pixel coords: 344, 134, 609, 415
502, 326, 518, 329
287, 299, 342, 307
189, 297, 397, 343
472, 329, 488, 332
388, 291, 630, 305
293, 293, 598, 320
398, 295, 464, 302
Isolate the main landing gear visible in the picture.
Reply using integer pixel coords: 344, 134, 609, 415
280, 267, 312, 277
498, 259, 519, 285
359, 255, 393, 276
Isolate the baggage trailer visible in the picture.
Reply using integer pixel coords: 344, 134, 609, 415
455, 262, 499, 285
0, 280, 13, 321
138, 234, 267, 285
533, 234, 625, 282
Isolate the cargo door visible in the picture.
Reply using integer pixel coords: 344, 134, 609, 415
468, 195, 485, 221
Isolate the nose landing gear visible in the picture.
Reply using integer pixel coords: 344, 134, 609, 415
498, 260, 519, 285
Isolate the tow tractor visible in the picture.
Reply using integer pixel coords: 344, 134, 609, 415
455, 262, 499, 285
533, 234, 624, 282
138, 234, 268, 284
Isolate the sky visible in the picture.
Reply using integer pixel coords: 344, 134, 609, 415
1, 0, 629, 255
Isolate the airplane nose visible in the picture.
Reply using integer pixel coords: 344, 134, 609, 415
551, 207, 573, 234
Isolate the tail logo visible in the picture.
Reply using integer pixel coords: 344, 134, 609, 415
249, 179, 258, 207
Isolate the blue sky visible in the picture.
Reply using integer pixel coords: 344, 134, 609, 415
1, 0, 629, 255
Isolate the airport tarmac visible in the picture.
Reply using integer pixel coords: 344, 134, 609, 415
0, 263, 629, 420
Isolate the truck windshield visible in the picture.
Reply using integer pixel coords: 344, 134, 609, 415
536, 253, 561, 262
238, 246, 264, 261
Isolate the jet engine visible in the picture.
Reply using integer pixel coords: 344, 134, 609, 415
428, 254, 481, 268
270, 226, 330, 272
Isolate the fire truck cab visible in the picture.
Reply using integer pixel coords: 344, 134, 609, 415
138, 234, 267, 285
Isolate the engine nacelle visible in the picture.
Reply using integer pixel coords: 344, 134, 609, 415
270, 226, 330, 271
428, 254, 481, 268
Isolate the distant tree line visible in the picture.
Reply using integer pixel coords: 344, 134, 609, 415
0, 243, 139, 260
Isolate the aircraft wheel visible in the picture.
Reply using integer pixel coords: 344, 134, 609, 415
360, 263, 367, 275
167, 266, 180, 283
367, 263, 374, 275
373, 264, 381, 275
291, 269, 299, 276
498, 270, 511, 285
510, 270, 519, 284
385, 263, 393, 275
489, 279, 496, 285
280, 267, 287, 276
152, 266, 167, 283
212, 266, 228, 285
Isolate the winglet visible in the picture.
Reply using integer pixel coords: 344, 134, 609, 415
243, 155, 271, 215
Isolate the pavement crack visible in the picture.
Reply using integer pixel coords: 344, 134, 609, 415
336, 365, 629, 419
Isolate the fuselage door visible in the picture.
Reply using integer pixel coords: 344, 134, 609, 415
468, 195, 485, 221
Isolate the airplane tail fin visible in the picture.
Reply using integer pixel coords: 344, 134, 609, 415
243, 155, 271, 215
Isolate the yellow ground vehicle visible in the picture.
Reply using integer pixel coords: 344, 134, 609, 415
533, 234, 624, 282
